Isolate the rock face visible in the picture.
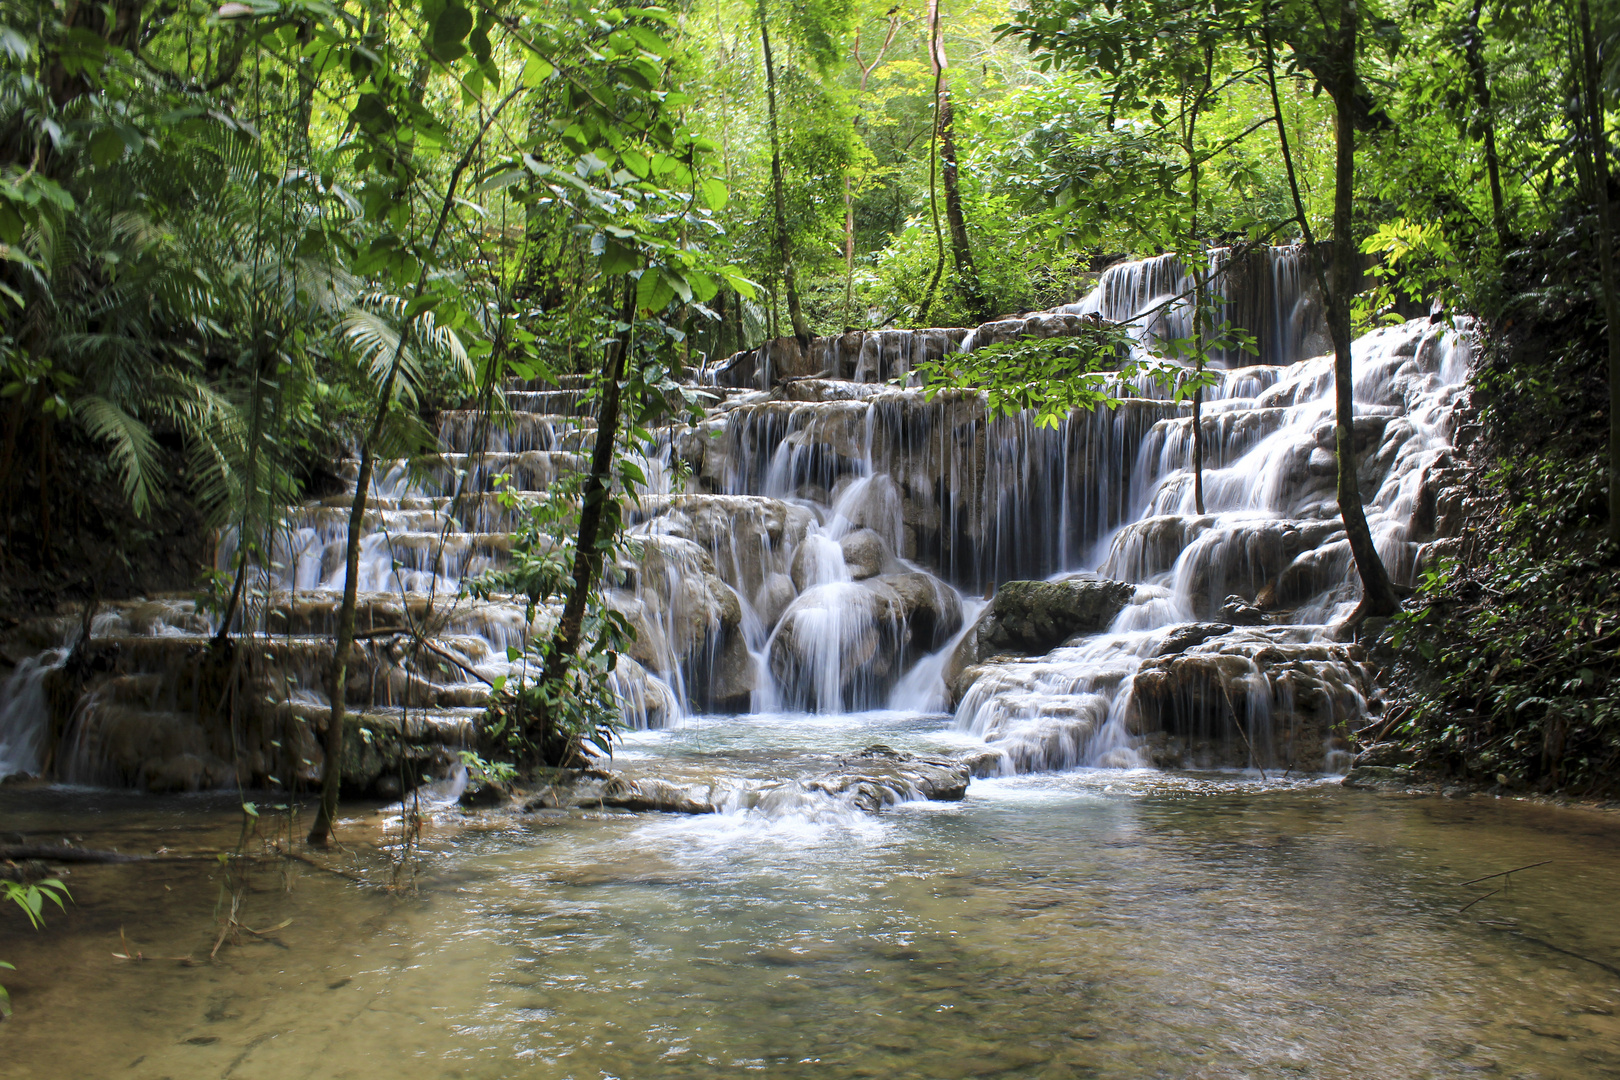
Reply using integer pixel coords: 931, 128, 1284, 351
945, 575, 1134, 700
767, 575, 964, 712
1128, 636, 1372, 772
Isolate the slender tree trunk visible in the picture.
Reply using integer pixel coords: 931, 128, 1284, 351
919, 0, 948, 324
1187, 50, 1213, 517
1264, 1, 1398, 619
309, 442, 371, 841
536, 283, 637, 760
308, 91, 521, 845
1465, 0, 1508, 248
1325, 0, 1401, 617
939, 90, 980, 310
1578, 0, 1620, 545
757, 0, 810, 344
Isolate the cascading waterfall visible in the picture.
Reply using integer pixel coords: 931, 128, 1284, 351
0, 246, 1473, 793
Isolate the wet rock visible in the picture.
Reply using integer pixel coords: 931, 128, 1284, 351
839, 528, 889, 580
805, 744, 971, 810
752, 572, 797, 632
1352, 741, 1416, 768
875, 571, 963, 651
458, 778, 513, 808
984, 576, 1136, 653
769, 575, 961, 710
1219, 596, 1267, 625
598, 775, 716, 814
945, 576, 1133, 694
1342, 764, 1415, 789
1129, 634, 1372, 771
1153, 623, 1233, 657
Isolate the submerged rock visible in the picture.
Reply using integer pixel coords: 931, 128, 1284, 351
598, 775, 716, 814
805, 744, 971, 810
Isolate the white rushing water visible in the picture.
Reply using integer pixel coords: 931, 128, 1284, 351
0, 247, 1473, 793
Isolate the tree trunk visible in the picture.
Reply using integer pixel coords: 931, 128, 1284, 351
939, 90, 980, 312
757, 0, 810, 344
306, 443, 371, 844
1187, 51, 1212, 517
1578, 0, 1620, 546
535, 283, 638, 758
1326, 0, 1401, 618
307, 92, 521, 845
1465, 0, 1508, 248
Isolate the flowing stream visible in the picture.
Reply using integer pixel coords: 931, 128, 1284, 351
3, 771, 1620, 1078
4, 248, 1616, 1076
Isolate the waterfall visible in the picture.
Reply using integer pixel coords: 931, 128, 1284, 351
0, 247, 1473, 789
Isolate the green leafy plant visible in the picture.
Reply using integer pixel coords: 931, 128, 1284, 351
1, 878, 72, 1019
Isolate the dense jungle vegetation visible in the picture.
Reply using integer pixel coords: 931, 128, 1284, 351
0, 0, 1617, 804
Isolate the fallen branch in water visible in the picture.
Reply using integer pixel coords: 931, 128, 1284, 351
1458, 888, 1501, 913
1479, 923, 1620, 981
1453, 860, 1551, 888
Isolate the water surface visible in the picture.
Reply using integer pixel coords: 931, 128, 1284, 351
3, 711, 1619, 1079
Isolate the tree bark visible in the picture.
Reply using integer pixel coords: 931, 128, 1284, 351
1465, 0, 1508, 249
1264, 0, 1398, 620
307, 91, 522, 846
1577, 0, 1620, 546
1325, 0, 1401, 617
939, 89, 981, 313
1187, 49, 1213, 517
534, 283, 638, 759
757, 0, 810, 344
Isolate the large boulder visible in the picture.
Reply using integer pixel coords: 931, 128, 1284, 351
875, 571, 963, 652
1128, 635, 1372, 771
768, 573, 963, 711
982, 575, 1136, 653
945, 575, 1134, 698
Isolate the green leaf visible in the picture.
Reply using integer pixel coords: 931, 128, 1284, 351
698, 177, 728, 211
599, 238, 639, 276
492, 675, 508, 692
432, 4, 473, 51
89, 127, 125, 168
241, 802, 259, 817
522, 55, 554, 87
637, 270, 676, 312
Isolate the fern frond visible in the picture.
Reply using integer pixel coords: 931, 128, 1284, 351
75, 395, 162, 517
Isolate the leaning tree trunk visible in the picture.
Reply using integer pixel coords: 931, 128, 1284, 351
757, 0, 810, 345
534, 283, 638, 759
1578, 0, 1620, 545
1325, 0, 1401, 617
307, 92, 521, 845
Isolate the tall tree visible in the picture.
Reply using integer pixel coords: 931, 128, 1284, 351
757, 0, 812, 344
1262, 0, 1401, 618
1574, 0, 1620, 546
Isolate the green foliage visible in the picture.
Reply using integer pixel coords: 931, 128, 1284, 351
913, 325, 1214, 427
1, 877, 72, 1019
457, 749, 518, 785
1389, 455, 1620, 793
